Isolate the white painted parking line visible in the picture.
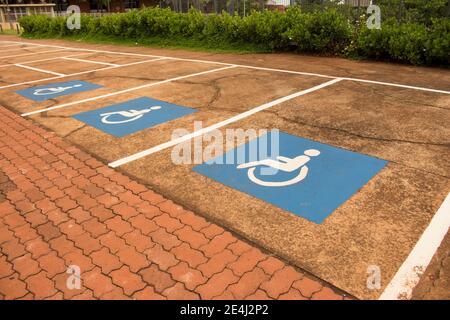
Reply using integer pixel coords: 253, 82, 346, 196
0, 47, 39, 54
15, 64, 66, 77
380, 192, 450, 300
0, 49, 68, 60
108, 78, 343, 168
21, 65, 237, 116
0, 44, 26, 48
0, 52, 92, 68
4, 40, 450, 95
340, 77, 450, 95
61, 57, 120, 67
0, 57, 167, 90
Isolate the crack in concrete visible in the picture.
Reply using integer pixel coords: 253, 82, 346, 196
365, 84, 450, 111
265, 109, 450, 148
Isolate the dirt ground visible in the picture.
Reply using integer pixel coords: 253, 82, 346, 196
0, 35, 449, 300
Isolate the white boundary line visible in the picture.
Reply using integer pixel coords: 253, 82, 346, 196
0, 47, 42, 54
61, 56, 120, 67
0, 57, 167, 90
0, 52, 92, 68
340, 77, 450, 95
15, 64, 65, 76
0, 44, 28, 48
108, 78, 343, 168
3, 40, 449, 95
380, 192, 450, 300
21, 65, 237, 117
0, 49, 68, 60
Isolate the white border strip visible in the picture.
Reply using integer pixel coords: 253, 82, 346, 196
109, 78, 343, 168
15, 64, 66, 76
340, 77, 450, 95
0, 52, 88, 68
0, 57, 167, 90
3, 40, 449, 95
0, 49, 68, 59
61, 56, 120, 67
21, 65, 237, 116
380, 192, 450, 300
0, 44, 27, 48
0, 47, 42, 54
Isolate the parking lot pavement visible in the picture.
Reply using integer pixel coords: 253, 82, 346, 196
0, 107, 349, 300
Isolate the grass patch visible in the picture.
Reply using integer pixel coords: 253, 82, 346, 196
21, 33, 272, 54
0, 29, 20, 35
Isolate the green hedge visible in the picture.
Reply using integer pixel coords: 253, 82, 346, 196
19, 7, 450, 66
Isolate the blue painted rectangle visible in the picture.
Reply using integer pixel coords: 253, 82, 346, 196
16, 80, 102, 102
193, 131, 388, 224
72, 97, 197, 137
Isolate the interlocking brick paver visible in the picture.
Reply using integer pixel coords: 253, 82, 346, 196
37, 252, 66, 278
311, 287, 343, 300
198, 249, 238, 278
117, 247, 149, 272
228, 248, 266, 276
2, 239, 27, 260
53, 272, 85, 299
260, 266, 304, 299
145, 244, 179, 271
200, 232, 237, 258
139, 264, 175, 293
162, 282, 200, 300
228, 267, 270, 299
91, 247, 122, 274
111, 202, 139, 220
83, 267, 117, 298
0, 256, 14, 278
178, 211, 210, 232
168, 262, 207, 291
123, 229, 154, 252
154, 213, 184, 233
12, 254, 40, 280
172, 243, 207, 269
200, 224, 224, 240
245, 289, 272, 300
46, 209, 70, 226
150, 228, 181, 251
0, 274, 28, 299
293, 277, 323, 298
82, 218, 109, 238
110, 266, 145, 296
175, 226, 209, 249
0, 107, 344, 300
105, 216, 133, 236
196, 269, 239, 300
279, 288, 308, 300
71, 233, 102, 255
129, 214, 159, 235
99, 231, 128, 254
36, 222, 62, 242
133, 286, 165, 300
48, 235, 75, 257
27, 272, 57, 299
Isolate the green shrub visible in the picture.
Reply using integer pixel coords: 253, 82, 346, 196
285, 8, 352, 54
18, 7, 450, 66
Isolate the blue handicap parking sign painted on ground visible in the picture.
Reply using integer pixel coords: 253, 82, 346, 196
16, 80, 102, 102
193, 131, 388, 224
72, 97, 197, 137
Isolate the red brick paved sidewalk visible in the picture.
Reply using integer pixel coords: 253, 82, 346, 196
0, 107, 348, 300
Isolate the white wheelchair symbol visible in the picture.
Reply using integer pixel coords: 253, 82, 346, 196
100, 106, 162, 124
33, 84, 82, 96
237, 149, 320, 187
